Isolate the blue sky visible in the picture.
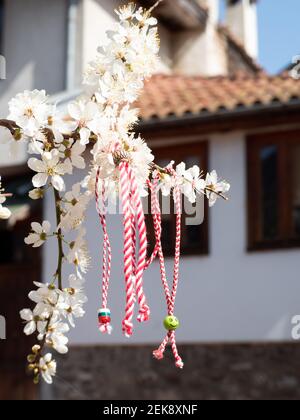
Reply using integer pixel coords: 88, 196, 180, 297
220, 0, 300, 74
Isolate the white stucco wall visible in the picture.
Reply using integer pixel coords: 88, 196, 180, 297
0, 0, 68, 167
226, 0, 258, 60
44, 130, 300, 346
172, 4, 227, 77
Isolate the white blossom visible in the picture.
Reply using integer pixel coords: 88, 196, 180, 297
205, 170, 230, 207
67, 229, 90, 277
115, 3, 136, 21
28, 149, 69, 191
57, 292, 85, 328
39, 354, 57, 384
60, 184, 91, 231
8, 90, 50, 136
0, 178, 11, 220
24, 221, 51, 248
66, 274, 88, 304
176, 163, 206, 204
46, 320, 69, 354
28, 282, 59, 306
29, 188, 44, 200
0, 203, 11, 220
20, 304, 49, 336
61, 139, 86, 170
68, 100, 98, 145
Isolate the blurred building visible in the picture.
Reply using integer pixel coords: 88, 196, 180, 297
1, 0, 300, 400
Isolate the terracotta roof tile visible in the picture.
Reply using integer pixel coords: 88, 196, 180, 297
136, 73, 300, 121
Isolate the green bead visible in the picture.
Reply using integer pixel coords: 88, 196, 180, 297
163, 315, 180, 331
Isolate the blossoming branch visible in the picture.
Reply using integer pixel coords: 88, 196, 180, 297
0, 1, 229, 384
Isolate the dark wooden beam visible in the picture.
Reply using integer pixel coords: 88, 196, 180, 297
139, 103, 300, 139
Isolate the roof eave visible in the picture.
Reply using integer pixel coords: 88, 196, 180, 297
139, 100, 300, 134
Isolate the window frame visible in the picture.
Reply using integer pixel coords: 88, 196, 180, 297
247, 129, 300, 251
149, 141, 209, 257
0, 168, 43, 267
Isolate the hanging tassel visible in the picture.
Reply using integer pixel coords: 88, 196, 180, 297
128, 165, 150, 323
95, 168, 113, 335
119, 161, 135, 337
151, 173, 184, 369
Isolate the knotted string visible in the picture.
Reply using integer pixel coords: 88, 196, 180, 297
151, 172, 184, 369
95, 168, 113, 334
127, 165, 150, 323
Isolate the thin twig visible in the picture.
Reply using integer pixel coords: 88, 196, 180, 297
148, 0, 164, 14
205, 187, 228, 201
150, 162, 229, 201
0, 119, 19, 136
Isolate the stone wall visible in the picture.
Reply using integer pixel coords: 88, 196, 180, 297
47, 342, 300, 400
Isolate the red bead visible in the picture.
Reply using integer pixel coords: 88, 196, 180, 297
99, 315, 111, 324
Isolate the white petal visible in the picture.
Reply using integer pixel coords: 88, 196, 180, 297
79, 127, 91, 145
20, 309, 33, 322
0, 206, 11, 220
72, 155, 86, 169
51, 175, 65, 191
41, 372, 53, 385
24, 321, 36, 336
28, 158, 47, 173
33, 239, 45, 248
24, 233, 40, 245
68, 102, 82, 120
84, 101, 98, 120
42, 220, 51, 233
32, 173, 48, 188
31, 222, 43, 233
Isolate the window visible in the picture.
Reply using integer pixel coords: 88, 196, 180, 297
247, 130, 300, 250
147, 142, 209, 256
0, 170, 42, 400
0, 171, 43, 265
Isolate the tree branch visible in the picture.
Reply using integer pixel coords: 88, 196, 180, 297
54, 188, 64, 290
0, 119, 19, 136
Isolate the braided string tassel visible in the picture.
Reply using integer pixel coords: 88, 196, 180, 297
128, 166, 150, 323
95, 168, 112, 335
119, 161, 135, 337
152, 175, 184, 369
144, 178, 161, 270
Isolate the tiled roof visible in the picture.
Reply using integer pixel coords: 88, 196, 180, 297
136, 73, 300, 121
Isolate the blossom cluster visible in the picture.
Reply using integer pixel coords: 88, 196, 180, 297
0, 176, 11, 220
157, 163, 230, 207
5, 87, 92, 383
0, 2, 229, 384
20, 275, 87, 384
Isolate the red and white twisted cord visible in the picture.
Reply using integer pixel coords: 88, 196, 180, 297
144, 178, 161, 270
170, 180, 182, 315
152, 172, 184, 368
95, 169, 113, 334
128, 166, 150, 323
149, 178, 171, 306
119, 161, 135, 337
